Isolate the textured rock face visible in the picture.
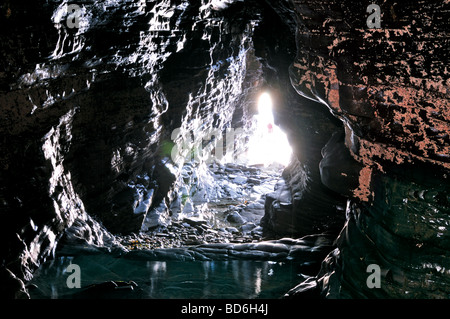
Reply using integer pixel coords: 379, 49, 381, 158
252, 0, 349, 239
0, 0, 294, 297
287, 0, 450, 298
0, 0, 448, 299
289, 0, 449, 176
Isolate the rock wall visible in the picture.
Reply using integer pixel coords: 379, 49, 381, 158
286, 0, 450, 298
254, 0, 349, 239
0, 0, 448, 299
0, 0, 255, 297
0, 0, 298, 298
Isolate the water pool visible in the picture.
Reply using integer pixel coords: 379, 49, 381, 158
28, 254, 307, 299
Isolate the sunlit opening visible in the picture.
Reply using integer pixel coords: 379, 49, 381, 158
246, 92, 292, 167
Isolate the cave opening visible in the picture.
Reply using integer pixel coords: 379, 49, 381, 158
126, 0, 302, 250
22, 0, 315, 300
4, 0, 447, 301
246, 92, 293, 167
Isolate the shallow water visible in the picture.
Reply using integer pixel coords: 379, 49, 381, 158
28, 253, 306, 299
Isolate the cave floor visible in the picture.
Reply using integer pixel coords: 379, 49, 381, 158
27, 161, 336, 299
119, 162, 286, 250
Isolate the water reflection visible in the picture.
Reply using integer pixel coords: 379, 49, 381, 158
29, 254, 302, 299
147, 261, 166, 296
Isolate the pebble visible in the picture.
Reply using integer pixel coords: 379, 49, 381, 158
183, 217, 207, 226
226, 211, 246, 224
233, 175, 248, 184
155, 233, 169, 237
225, 227, 239, 234
120, 161, 282, 250
119, 219, 246, 250
240, 222, 257, 233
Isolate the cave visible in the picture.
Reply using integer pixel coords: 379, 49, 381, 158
0, 0, 449, 302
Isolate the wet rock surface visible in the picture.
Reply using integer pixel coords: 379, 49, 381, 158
316, 165, 450, 299
286, 0, 450, 299
261, 157, 347, 238
1, 0, 448, 300
121, 162, 284, 249
0, 0, 273, 297
121, 234, 334, 263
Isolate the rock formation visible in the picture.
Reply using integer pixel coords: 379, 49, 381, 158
0, 0, 448, 299
286, 0, 449, 298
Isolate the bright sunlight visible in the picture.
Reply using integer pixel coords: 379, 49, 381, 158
246, 92, 292, 167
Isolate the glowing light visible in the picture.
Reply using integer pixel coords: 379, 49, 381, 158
258, 92, 274, 124
247, 92, 292, 167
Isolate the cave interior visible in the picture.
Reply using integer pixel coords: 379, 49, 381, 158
0, 0, 449, 300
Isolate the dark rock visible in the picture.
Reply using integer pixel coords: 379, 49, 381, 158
286, 0, 450, 299
319, 131, 363, 196
0, 268, 29, 299
183, 217, 208, 227
226, 211, 246, 225
0, 0, 448, 301
240, 222, 257, 233
283, 277, 320, 299
225, 227, 240, 234
261, 164, 346, 238
318, 164, 450, 298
